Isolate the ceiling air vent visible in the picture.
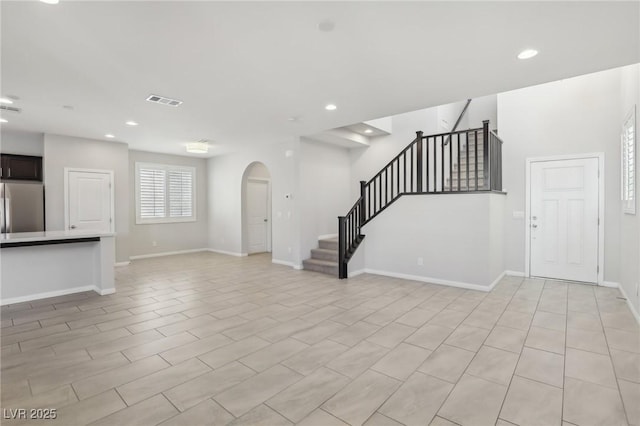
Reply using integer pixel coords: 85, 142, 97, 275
0, 105, 21, 113
146, 94, 183, 107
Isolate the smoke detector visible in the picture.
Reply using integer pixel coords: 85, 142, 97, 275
146, 94, 183, 107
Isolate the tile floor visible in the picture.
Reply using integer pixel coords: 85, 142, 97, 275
1, 252, 639, 426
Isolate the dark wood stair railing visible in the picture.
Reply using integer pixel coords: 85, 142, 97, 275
337, 119, 503, 279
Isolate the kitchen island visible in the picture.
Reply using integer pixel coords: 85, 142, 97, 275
1, 230, 115, 305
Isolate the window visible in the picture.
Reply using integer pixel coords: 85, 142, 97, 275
622, 106, 636, 215
135, 162, 196, 224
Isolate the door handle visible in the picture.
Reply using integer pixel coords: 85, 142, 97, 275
263, 219, 268, 222
531, 224, 538, 228
70, 225, 76, 229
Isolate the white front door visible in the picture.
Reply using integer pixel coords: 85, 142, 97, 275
247, 180, 269, 254
67, 170, 113, 232
530, 158, 600, 283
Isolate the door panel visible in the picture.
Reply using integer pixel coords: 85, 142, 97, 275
68, 171, 112, 232
530, 158, 599, 283
247, 180, 268, 254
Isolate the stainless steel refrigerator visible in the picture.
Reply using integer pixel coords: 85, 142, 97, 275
0, 182, 45, 233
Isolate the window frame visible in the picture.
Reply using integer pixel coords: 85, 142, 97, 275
135, 162, 197, 224
622, 106, 636, 215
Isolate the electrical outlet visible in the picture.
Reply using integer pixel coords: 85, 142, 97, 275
636, 282, 639, 297
152, 241, 157, 247
417, 257, 424, 266
288, 247, 292, 253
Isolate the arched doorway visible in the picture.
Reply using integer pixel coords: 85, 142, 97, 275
241, 162, 272, 255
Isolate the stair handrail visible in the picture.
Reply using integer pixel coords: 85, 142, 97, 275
444, 98, 472, 146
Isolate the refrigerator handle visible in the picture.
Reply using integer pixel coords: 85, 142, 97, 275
5, 184, 11, 233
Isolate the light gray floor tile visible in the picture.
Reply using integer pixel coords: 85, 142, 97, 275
605, 327, 640, 353
532, 311, 566, 332
164, 361, 255, 411
240, 338, 308, 372
90, 394, 178, 426
515, 346, 564, 388
497, 310, 534, 331
297, 409, 349, 426
428, 309, 469, 329
379, 372, 453, 425
363, 412, 404, 426
610, 348, 640, 383
322, 370, 400, 426
618, 379, 640, 426
117, 357, 211, 405
371, 343, 432, 380
282, 340, 349, 375
565, 347, 618, 389
159, 399, 234, 426
444, 325, 490, 352
366, 322, 416, 349
566, 327, 609, 355
329, 321, 381, 347
563, 377, 627, 426
466, 345, 519, 385
122, 331, 198, 361
292, 320, 346, 345
395, 308, 439, 328
198, 336, 271, 369
418, 344, 476, 383
44, 390, 126, 426
437, 374, 508, 426
405, 324, 454, 350
72, 355, 169, 399
567, 311, 602, 331
326, 340, 389, 378
500, 376, 563, 426
525, 326, 565, 354
485, 325, 527, 353
266, 367, 349, 422
214, 364, 302, 417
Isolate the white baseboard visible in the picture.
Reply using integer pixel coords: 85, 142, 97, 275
272, 259, 302, 269
363, 268, 500, 292
99, 288, 116, 296
207, 249, 248, 257
616, 282, 640, 325
601, 281, 619, 288
348, 269, 366, 278
1, 285, 102, 306
114, 261, 130, 267
505, 270, 526, 277
318, 233, 338, 240
130, 248, 209, 260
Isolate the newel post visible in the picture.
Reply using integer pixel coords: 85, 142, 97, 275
416, 131, 424, 192
482, 120, 490, 190
337, 216, 347, 279
359, 181, 367, 226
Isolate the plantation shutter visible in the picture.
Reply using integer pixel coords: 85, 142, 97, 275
139, 168, 166, 218
169, 170, 193, 218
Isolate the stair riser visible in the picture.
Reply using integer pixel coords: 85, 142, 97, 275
311, 249, 338, 262
303, 261, 338, 276
319, 240, 338, 250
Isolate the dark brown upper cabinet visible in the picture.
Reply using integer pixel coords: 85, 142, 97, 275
1, 154, 43, 181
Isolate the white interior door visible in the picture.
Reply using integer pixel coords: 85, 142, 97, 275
530, 158, 599, 283
67, 170, 113, 232
247, 180, 269, 254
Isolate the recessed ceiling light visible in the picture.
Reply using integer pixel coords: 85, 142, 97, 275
186, 141, 209, 154
0, 118, 7, 123
40, 0, 59, 4
105, 134, 115, 138
517, 49, 538, 60
0, 98, 13, 104
325, 104, 337, 111
364, 129, 373, 134
125, 121, 138, 126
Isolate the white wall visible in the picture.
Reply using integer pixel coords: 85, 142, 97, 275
0, 129, 44, 156
498, 67, 626, 283
208, 139, 301, 266
128, 150, 209, 258
361, 193, 505, 289
299, 139, 352, 260
43, 134, 130, 262
618, 64, 640, 315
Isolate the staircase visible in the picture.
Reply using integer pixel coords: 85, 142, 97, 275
302, 119, 504, 278
302, 237, 339, 276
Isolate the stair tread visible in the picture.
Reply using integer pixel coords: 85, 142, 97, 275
312, 248, 338, 254
303, 258, 338, 266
